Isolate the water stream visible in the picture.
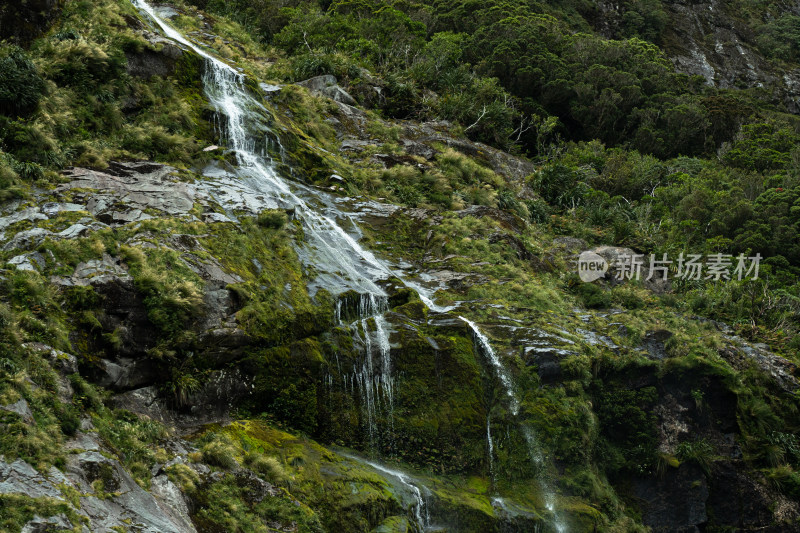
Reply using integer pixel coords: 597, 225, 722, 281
345, 454, 431, 531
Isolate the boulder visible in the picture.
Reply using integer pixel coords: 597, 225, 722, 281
297, 75, 358, 105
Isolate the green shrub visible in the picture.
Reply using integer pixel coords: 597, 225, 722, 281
257, 209, 288, 229
0, 47, 46, 117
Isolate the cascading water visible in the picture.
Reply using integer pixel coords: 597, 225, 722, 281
461, 317, 520, 415
132, 2, 564, 530
462, 317, 567, 532
342, 452, 430, 532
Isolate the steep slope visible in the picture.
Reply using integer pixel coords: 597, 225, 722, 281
0, 1, 799, 532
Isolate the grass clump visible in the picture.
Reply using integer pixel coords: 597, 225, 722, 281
201, 436, 240, 469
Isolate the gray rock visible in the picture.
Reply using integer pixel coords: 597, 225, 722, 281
0, 398, 34, 424
66, 451, 189, 533
297, 75, 358, 105
24, 343, 79, 374
203, 212, 233, 223
259, 82, 282, 94
40, 202, 85, 217
2, 227, 52, 251
70, 254, 131, 286
60, 163, 196, 220
719, 338, 798, 393
65, 432, 101, 452
401, 139, 437, 160
8, 252, 46, 271
296, 74, 337, 92
57, 223, 91, 239
96, 357, 158, 391
126, 33, 185, 79
21, 513, 72, 533
641, 329, 674, 360
321, 84, 357, 106
0, 207, 46, 230
150, 474, 197, 533
340, 138, 377, 152
0, 459, 63, 499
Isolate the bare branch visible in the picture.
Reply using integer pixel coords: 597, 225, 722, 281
464, 105, 488, 132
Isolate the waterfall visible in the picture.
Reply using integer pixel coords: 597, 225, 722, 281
462, 317, 567, 532
461, 317, 520, 415
487, 413, 494, 483
131, 2, 564, 529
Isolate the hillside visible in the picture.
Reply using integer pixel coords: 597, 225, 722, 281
0, 0, 798, 532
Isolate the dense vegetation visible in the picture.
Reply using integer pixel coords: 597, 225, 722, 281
176, 0, 800, 351
0, 0, 799, 530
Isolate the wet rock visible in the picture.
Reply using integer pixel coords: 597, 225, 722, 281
634, 463, 708, 532
706, 461, 800, 531
641, 329, 674, 360
718, 339, 798, 393
259, 82, 282, 95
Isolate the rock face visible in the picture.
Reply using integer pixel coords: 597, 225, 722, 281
0, 435, 195, 533
592, 1, 800, 112
634, 463, 709, 532
126, 32, 186, 79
